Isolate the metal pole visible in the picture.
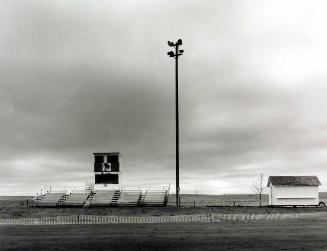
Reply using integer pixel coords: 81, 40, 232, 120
167, 39, 183, 207
175, 44, 180, 207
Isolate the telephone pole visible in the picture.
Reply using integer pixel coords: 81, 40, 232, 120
167, 39, 184, 207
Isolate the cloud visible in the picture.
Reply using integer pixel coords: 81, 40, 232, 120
1, 0, 327, 195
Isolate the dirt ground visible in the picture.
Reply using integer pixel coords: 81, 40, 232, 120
1, 219, 327, 251
2, 197, 327, 219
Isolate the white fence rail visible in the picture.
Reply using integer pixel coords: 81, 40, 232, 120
0, 212, 325, 226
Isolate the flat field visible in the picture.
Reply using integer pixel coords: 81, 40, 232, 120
1, 194, 327, 219
2, 195, 327, 250
1, 220, 327, 251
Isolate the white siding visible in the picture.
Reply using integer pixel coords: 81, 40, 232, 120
269, 185, 319, 206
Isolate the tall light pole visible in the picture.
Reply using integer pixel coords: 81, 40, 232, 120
167, 39, 184, 207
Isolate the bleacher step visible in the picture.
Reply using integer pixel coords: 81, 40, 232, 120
83, 193, 95, 208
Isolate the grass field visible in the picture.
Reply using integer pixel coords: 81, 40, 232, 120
1, 194, 327, 250
1, 194, 327, 219
1, 220, 327, 250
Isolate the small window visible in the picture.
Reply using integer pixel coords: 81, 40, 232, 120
95, 155, 104, 163
95, 174, 118, 184
107, 155, 118, 163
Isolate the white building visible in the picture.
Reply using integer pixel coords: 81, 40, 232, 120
267, 176, 321, 206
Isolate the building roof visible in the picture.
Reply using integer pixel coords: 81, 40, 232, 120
267, 176, 321, 187
93, 152, 121, 156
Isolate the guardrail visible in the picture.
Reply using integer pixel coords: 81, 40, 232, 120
0, 212, 326, 226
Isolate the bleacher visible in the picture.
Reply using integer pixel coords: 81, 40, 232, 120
63, 191, 91, 207
32, 188, 169, 207
33, 191, 66, 207
142, 190, 168, 206
116, 190, 142, 206
90, 190, 119, 206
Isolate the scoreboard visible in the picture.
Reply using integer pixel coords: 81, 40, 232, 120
93, 152, 121, 190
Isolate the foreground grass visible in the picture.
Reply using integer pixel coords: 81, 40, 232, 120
1, 219, 327, 250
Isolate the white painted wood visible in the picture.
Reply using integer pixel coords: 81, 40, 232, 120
269, 185, 319, 206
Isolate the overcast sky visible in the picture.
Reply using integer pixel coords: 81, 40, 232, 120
1, 0, 327, 195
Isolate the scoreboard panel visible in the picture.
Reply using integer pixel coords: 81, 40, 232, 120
93, 152, 121, 189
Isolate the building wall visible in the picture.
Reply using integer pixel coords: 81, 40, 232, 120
269, 185, 319, 206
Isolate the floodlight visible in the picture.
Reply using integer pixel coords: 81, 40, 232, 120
177, 39, 182, 45
167, 51, 175, 57
168, 41, 173, 46
179, 50, 184, 53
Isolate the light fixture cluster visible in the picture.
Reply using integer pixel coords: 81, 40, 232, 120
167, 39, 184, 58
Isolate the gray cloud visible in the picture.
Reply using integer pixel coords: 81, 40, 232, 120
1, 0, 327, 195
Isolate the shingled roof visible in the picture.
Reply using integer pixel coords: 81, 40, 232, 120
267, 176, 321, 187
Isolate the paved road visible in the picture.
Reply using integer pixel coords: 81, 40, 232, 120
1, 220, 327, 250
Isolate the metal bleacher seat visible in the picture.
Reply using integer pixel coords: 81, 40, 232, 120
63, 191, 91, 206
116, 190, 142, 206
90, 190, 118, 206
34, 191, 66, 207
142, 190, 168, 206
